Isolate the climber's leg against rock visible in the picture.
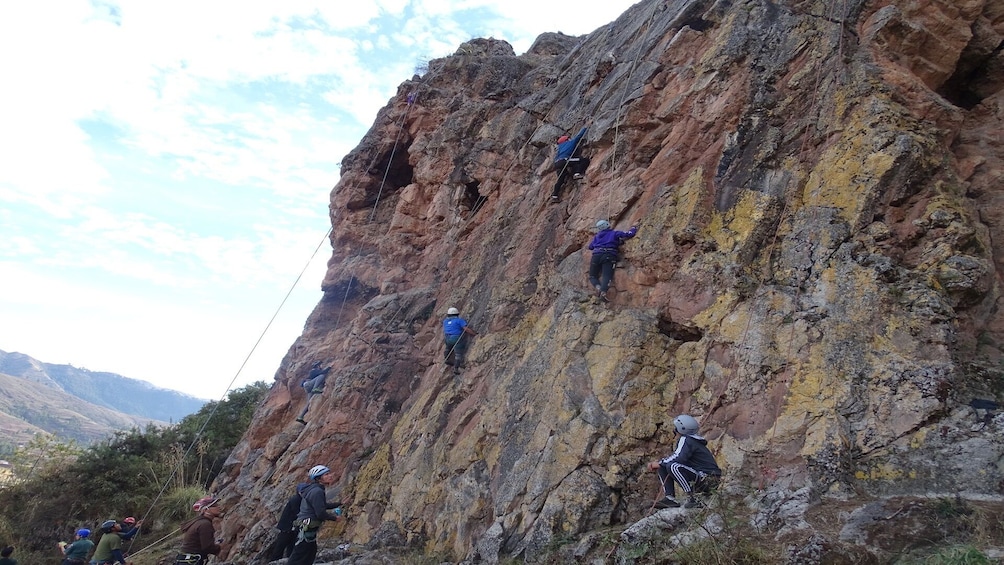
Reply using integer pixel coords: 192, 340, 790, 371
552, 159, 570, 200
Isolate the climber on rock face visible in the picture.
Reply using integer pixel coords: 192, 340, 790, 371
443, 307, 477, 371
588, 219, 637, 301
647, 414, 722, 509
551, 126, 590, 202
296, 361, 331, 425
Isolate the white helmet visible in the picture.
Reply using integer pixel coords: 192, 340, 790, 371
673, 414, 700, 435
596, 220, 611, 230
447, 307, 460, 316
308, 465, 330, 480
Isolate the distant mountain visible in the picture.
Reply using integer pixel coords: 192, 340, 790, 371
0, 371, 159, 445
0, 349, 205, 423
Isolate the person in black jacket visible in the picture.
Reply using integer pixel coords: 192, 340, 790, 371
647, 414, 722, 509
287, 465, 342, 565
266, 482, 309, 560
296, 361, 331, 424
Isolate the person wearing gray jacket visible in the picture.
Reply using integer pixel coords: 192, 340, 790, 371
287, 465, 342, 565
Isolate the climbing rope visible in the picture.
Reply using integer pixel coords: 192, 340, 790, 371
607, 0, 663, 220
128, 223, 335, 552
369, 92, 420, 223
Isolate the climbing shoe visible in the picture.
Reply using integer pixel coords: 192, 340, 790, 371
599, 291, 608, 302
550, 195, 559, 202
683, 497, 705, 509
572, 173, 584, 180
655, 497, 680, 509
295, 418, 306, 425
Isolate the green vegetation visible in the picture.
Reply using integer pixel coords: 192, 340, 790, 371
0, 381, 269, 563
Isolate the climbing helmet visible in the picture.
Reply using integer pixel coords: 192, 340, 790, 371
192, 495, 220, 512
447, 307, 460, 316
673, 414, 700, 436
596, 220, 611, 230
308, 465, 331, 480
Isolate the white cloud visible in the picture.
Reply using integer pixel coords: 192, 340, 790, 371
0, 0, 638, 399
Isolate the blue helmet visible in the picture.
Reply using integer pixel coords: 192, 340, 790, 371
77, 528, 91, 538
596, 220, 611, 230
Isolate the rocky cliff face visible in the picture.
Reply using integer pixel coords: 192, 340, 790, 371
214, 0, 1004, 561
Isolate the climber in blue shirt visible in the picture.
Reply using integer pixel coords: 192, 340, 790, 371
443, 307, 478, 370
588, 220, 638, 301
551, 126, 590, 201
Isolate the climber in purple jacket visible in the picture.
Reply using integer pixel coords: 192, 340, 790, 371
588, 220, 637, 301
551, 126, 590, 201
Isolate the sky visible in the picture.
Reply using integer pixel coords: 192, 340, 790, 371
0, 0, 638, 401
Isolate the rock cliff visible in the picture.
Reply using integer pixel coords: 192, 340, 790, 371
214, 0, 1004, 561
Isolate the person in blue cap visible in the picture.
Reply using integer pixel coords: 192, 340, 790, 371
60, 528, 94, 565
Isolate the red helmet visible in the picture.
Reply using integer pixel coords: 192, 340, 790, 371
557, 135, 570, 144
123, 517, 136, 525
193, 495, 220, 512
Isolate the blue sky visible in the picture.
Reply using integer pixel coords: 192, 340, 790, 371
0, 0, 637, 400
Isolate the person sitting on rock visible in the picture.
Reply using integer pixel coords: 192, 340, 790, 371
588, 220, 638, 301
551, 126, 590, 201
647, 414, 722, 509
443, 307, 478, 371
295, 361, 331, 424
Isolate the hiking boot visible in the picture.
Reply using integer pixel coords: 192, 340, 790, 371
295, 418, 307, 425
683, 496, 705, 509
655, 497, 680, 509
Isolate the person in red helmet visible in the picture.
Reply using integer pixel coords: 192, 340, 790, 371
550, 126, 590, 201
119, 516, 143, 541
175, 496, 223, 565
